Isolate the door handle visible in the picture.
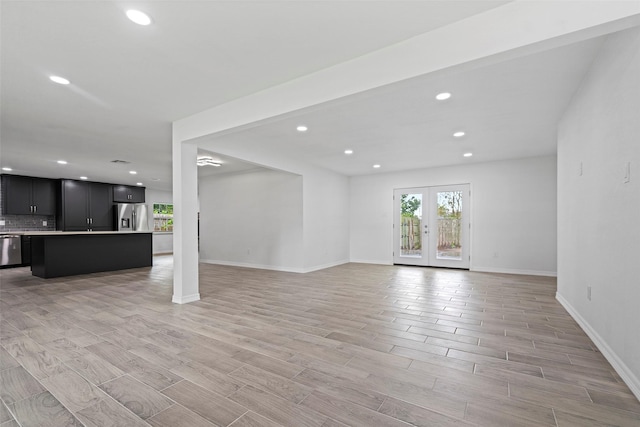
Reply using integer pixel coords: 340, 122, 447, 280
34, 205, 37, 213
87, 218, 90, 224
90, 218, 93, 225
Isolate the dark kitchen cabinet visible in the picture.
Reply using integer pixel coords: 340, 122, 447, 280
21, 235, 31, 266
58, 180, 114, 231
1, 175, 56, 215
113, 185, 145, 203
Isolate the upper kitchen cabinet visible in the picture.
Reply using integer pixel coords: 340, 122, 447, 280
113, 185, 145, 203
1, 175, 56, 215
58, 180, 114, 231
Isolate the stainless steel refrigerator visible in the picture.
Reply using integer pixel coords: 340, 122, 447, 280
116, 203, 150, 232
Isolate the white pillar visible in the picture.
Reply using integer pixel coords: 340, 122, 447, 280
172, 137, 200, 304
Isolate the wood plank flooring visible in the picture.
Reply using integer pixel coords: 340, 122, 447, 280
1, 256, 639, 426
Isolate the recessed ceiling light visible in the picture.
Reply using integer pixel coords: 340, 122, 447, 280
453, 131, 465, 138
463, 152, 473, 157
150, 178, 160, 181
136, 182, 143, 186
2, 167, 12, 171
57, 160, 67, 165
197, 157, 222, 167
50, 76, 70, 85
436, 92, 451, 100
126, 10, 152, 26
344, 149, 353, 155
373, 164, 381, 168
129, 170, 137, 174
296, 125, 308, 132
80, 176, 88, 180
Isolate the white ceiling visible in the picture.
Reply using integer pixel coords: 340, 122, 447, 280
0, 1, 608, 191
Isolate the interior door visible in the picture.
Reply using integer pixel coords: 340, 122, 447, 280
394, 184, 470, 269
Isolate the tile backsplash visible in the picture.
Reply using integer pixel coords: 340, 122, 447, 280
0, 184, 57, 232
0, 214, 56, 232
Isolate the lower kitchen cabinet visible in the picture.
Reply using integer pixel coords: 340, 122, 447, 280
21, 235, 31, 266
30, 232, 152, 278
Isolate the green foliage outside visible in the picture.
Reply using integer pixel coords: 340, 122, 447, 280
401, 194, 421, 217
400, 194, 421, 251
153, 203, 174, 231
153, 203, 173, 215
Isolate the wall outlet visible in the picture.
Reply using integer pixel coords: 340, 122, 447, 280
587, 286, 592, 301
42, 220, 47, 226
579, 161, 583, 176
493, 252, 499, 258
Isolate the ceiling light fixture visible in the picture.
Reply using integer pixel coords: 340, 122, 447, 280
129, 170, 137, 174
136, 182, 143, 186
197, 157, 222, 167
436, 92, 451, 100
57, 160, 68, 165
344, 149, 353, 155
50, 76, 70, 85
453, 131, 465, 138
2, 167, 12, 171
80, 176, 88, 180
296, 125, 308, 132
373, 164, 381, 169
150, 178, 160, 181
126, 10, 152, 26
463, 152, 473, 157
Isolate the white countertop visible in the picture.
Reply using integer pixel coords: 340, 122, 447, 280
2, 231, 153, 236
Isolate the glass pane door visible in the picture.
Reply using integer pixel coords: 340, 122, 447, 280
436, 190, 463, 260
394, 189, 428, 266
394, 184, 470, 269
429, 185, 470, 268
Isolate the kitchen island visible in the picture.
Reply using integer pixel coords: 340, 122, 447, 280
28, 231, 152, 278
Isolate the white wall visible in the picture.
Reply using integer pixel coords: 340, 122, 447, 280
145, 188, 174, 254
557, 27, 640, 398
302, 167, 350, 271
349, 156, 557, 276
199, 169, 305, 272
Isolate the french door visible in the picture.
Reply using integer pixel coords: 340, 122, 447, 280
393, 184, 470, 268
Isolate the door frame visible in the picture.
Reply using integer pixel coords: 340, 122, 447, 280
393, 184, 471, 269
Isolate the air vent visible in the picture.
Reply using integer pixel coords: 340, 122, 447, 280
111, 160, 131, 164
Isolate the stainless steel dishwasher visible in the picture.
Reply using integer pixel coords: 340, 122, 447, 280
1, 234, 22, 266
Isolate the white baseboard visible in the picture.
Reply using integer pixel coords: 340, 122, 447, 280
556, 292, 640, 401
200, 259, 305, 273
472, 266, 557, 277
172, 293, 200, 304
303, 259, 350, 273
349, 259, 393, 265
200, 258, 349, 273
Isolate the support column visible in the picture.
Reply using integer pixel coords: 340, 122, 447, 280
172, 137, 200, 304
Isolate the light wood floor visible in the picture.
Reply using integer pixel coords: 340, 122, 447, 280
1, 256, 639, 427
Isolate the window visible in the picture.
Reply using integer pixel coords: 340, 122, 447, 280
153, 203, 173, 232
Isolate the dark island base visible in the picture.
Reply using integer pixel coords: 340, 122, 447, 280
31, 233, 152, 278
